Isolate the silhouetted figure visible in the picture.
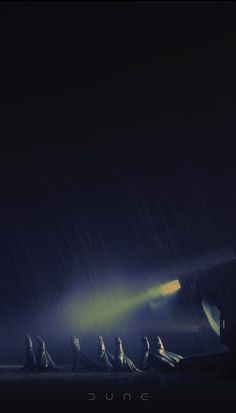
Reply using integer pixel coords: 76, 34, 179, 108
24, 334, 37, 372
140, 336, 151, 371
155, 336, 183, 366
36, 336, 57, 371
71, 336, 103, 372
71, 335, 81, 372
114, 336, 141, 372
97, 336, 114, 371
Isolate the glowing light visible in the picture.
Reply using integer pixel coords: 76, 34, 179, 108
160, 279, 181, 295
67, 285, 146, 331
147, 279, 181, 299
63, 279, 181, 331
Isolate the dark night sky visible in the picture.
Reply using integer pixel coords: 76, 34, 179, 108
0, 1, 236, 362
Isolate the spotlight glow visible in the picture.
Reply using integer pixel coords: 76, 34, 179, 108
63, 279, 181, 331
147, 279, 181, 299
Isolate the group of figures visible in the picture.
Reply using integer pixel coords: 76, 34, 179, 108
24, 335, 57, 372
24, 334, 183, 373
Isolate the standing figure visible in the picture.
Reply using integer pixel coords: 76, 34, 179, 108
140, 336, 151, 371
71, 336, 103, 372
36, 336, 57, 371
114, 336, 141, 372
97, 336, 114, 371
24, 334, 37, 372
71, 335, 81, 372
155, 336, 183, 366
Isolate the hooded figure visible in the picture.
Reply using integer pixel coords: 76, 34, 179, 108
71, 335, 81, 372
36, 336, 57, 371
24, 334, 37, 372
155, 336, 183, 366
71, 336, 103, 372
141, 336, 182, 372
140, 336, 151, 371
97, 336, 114, 371
114, 337, 141, 372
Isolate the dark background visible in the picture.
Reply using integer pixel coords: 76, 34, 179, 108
0, 1, 236, 364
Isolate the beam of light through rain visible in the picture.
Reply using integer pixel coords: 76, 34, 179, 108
63, 279, 181, 331
160, 247, 236, 279
147, 279, 181, 298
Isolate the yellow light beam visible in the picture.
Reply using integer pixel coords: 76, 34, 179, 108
147, 279, 181, 299
64, 279, 181, 331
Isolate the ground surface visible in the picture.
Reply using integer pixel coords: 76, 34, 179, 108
0, 366, 235, 412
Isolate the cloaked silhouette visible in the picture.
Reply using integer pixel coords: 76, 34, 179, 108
24, 334, 37, 372
36, 336, 57, 371
114, 337, 141, 372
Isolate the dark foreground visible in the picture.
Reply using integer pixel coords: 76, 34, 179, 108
0, 366, 235, 413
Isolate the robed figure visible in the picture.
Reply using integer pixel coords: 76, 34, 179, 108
36, 336, 57, 371
97, 336, 114, 371
24, 334, 37, 372
114, 336, 141, 372
71, 335, 103, 372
